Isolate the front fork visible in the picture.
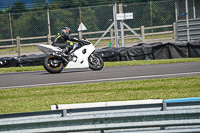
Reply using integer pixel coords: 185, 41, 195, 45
89, 54, 94, 62
89, 54, 100, 65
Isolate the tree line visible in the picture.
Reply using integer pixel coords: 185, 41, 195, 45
0, 0, 163, 14
0, 0, 175, 43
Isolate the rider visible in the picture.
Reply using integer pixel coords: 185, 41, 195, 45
52, 27, 80, 60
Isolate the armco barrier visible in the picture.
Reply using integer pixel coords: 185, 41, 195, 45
0, 98, 200, 133
176, 18, 200, 41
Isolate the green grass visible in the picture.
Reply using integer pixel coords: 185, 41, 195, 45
0, 58, 200, 73
0, 66, 44, 73
0, 76, 199, 114
105, 58, 200, 67
0, 58, 200, 114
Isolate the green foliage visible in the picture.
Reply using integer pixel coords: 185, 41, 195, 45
9, 2, 28, 19
81, 7, 99, 37
61, 0, 88, 8
94, 5, 113, 30
0, 14, 10, 39
12, 11, 48, 38
151, 1, 175, 26
50, 9, 76, 35
126, 2, 151, 27
9, 2, 27, 13
49, 1, 61, 10
0, 0, 176, 44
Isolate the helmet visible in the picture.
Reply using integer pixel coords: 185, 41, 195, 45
61, 27, 71, 36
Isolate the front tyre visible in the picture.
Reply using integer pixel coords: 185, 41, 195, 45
43, 55, 64, 73
88, 54, 104, 70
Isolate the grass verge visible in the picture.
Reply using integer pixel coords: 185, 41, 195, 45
0, 58, 200, 73
0, 58, 200, 114
0, 76, 200, 114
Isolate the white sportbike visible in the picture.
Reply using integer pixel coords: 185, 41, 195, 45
36, 40, 104, 73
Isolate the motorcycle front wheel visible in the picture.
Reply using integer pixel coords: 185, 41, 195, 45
43, 55, 64, 73
88, 54, 104, 70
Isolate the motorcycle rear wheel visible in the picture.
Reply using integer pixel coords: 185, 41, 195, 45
88, 54, 104, 70
43, 55, 64, 73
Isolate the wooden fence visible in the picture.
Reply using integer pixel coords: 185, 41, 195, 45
0, 24, 175, 57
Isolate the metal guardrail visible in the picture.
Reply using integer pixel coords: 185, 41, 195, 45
176, 18, 200, 41
0, 98, 200, 133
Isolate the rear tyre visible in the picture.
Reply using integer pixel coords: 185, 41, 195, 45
88, 54, 104, 70
43, 55, 64, 73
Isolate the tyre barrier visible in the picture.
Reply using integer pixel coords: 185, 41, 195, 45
0, 54, 46, 68
0, 39, 200, 67
95, 39, 200, 61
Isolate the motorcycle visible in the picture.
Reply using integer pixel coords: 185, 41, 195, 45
36, 40, 104, 73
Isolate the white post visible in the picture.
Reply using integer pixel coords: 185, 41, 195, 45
9, 12, 14, 45
47, 34, 51, 45
46, 0, 51, 45
119, 2, 125, 47
113, 0, 119, 47
16, 37, 21, 57
150, 1, 153, 40
141, 26, 145, 41
173, 22, 177, 41
185, 0, 190, 41
79, 6, 82, 39
110, 28, 114, 47
193, 0, 196, 18
175, 1, 178, 21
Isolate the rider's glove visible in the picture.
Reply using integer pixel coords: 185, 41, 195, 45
78, 39, 88, 45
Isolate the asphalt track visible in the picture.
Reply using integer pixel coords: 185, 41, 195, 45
0, 62, 200, 89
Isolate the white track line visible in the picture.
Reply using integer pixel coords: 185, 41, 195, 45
1, 72, 200, 89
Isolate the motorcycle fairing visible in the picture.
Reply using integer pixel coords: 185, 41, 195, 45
36, 44, 62, 55
65, 44, 95, 69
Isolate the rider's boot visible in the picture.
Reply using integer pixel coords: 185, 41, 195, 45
60, 49, 75, 61
62, 50, 73, 61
